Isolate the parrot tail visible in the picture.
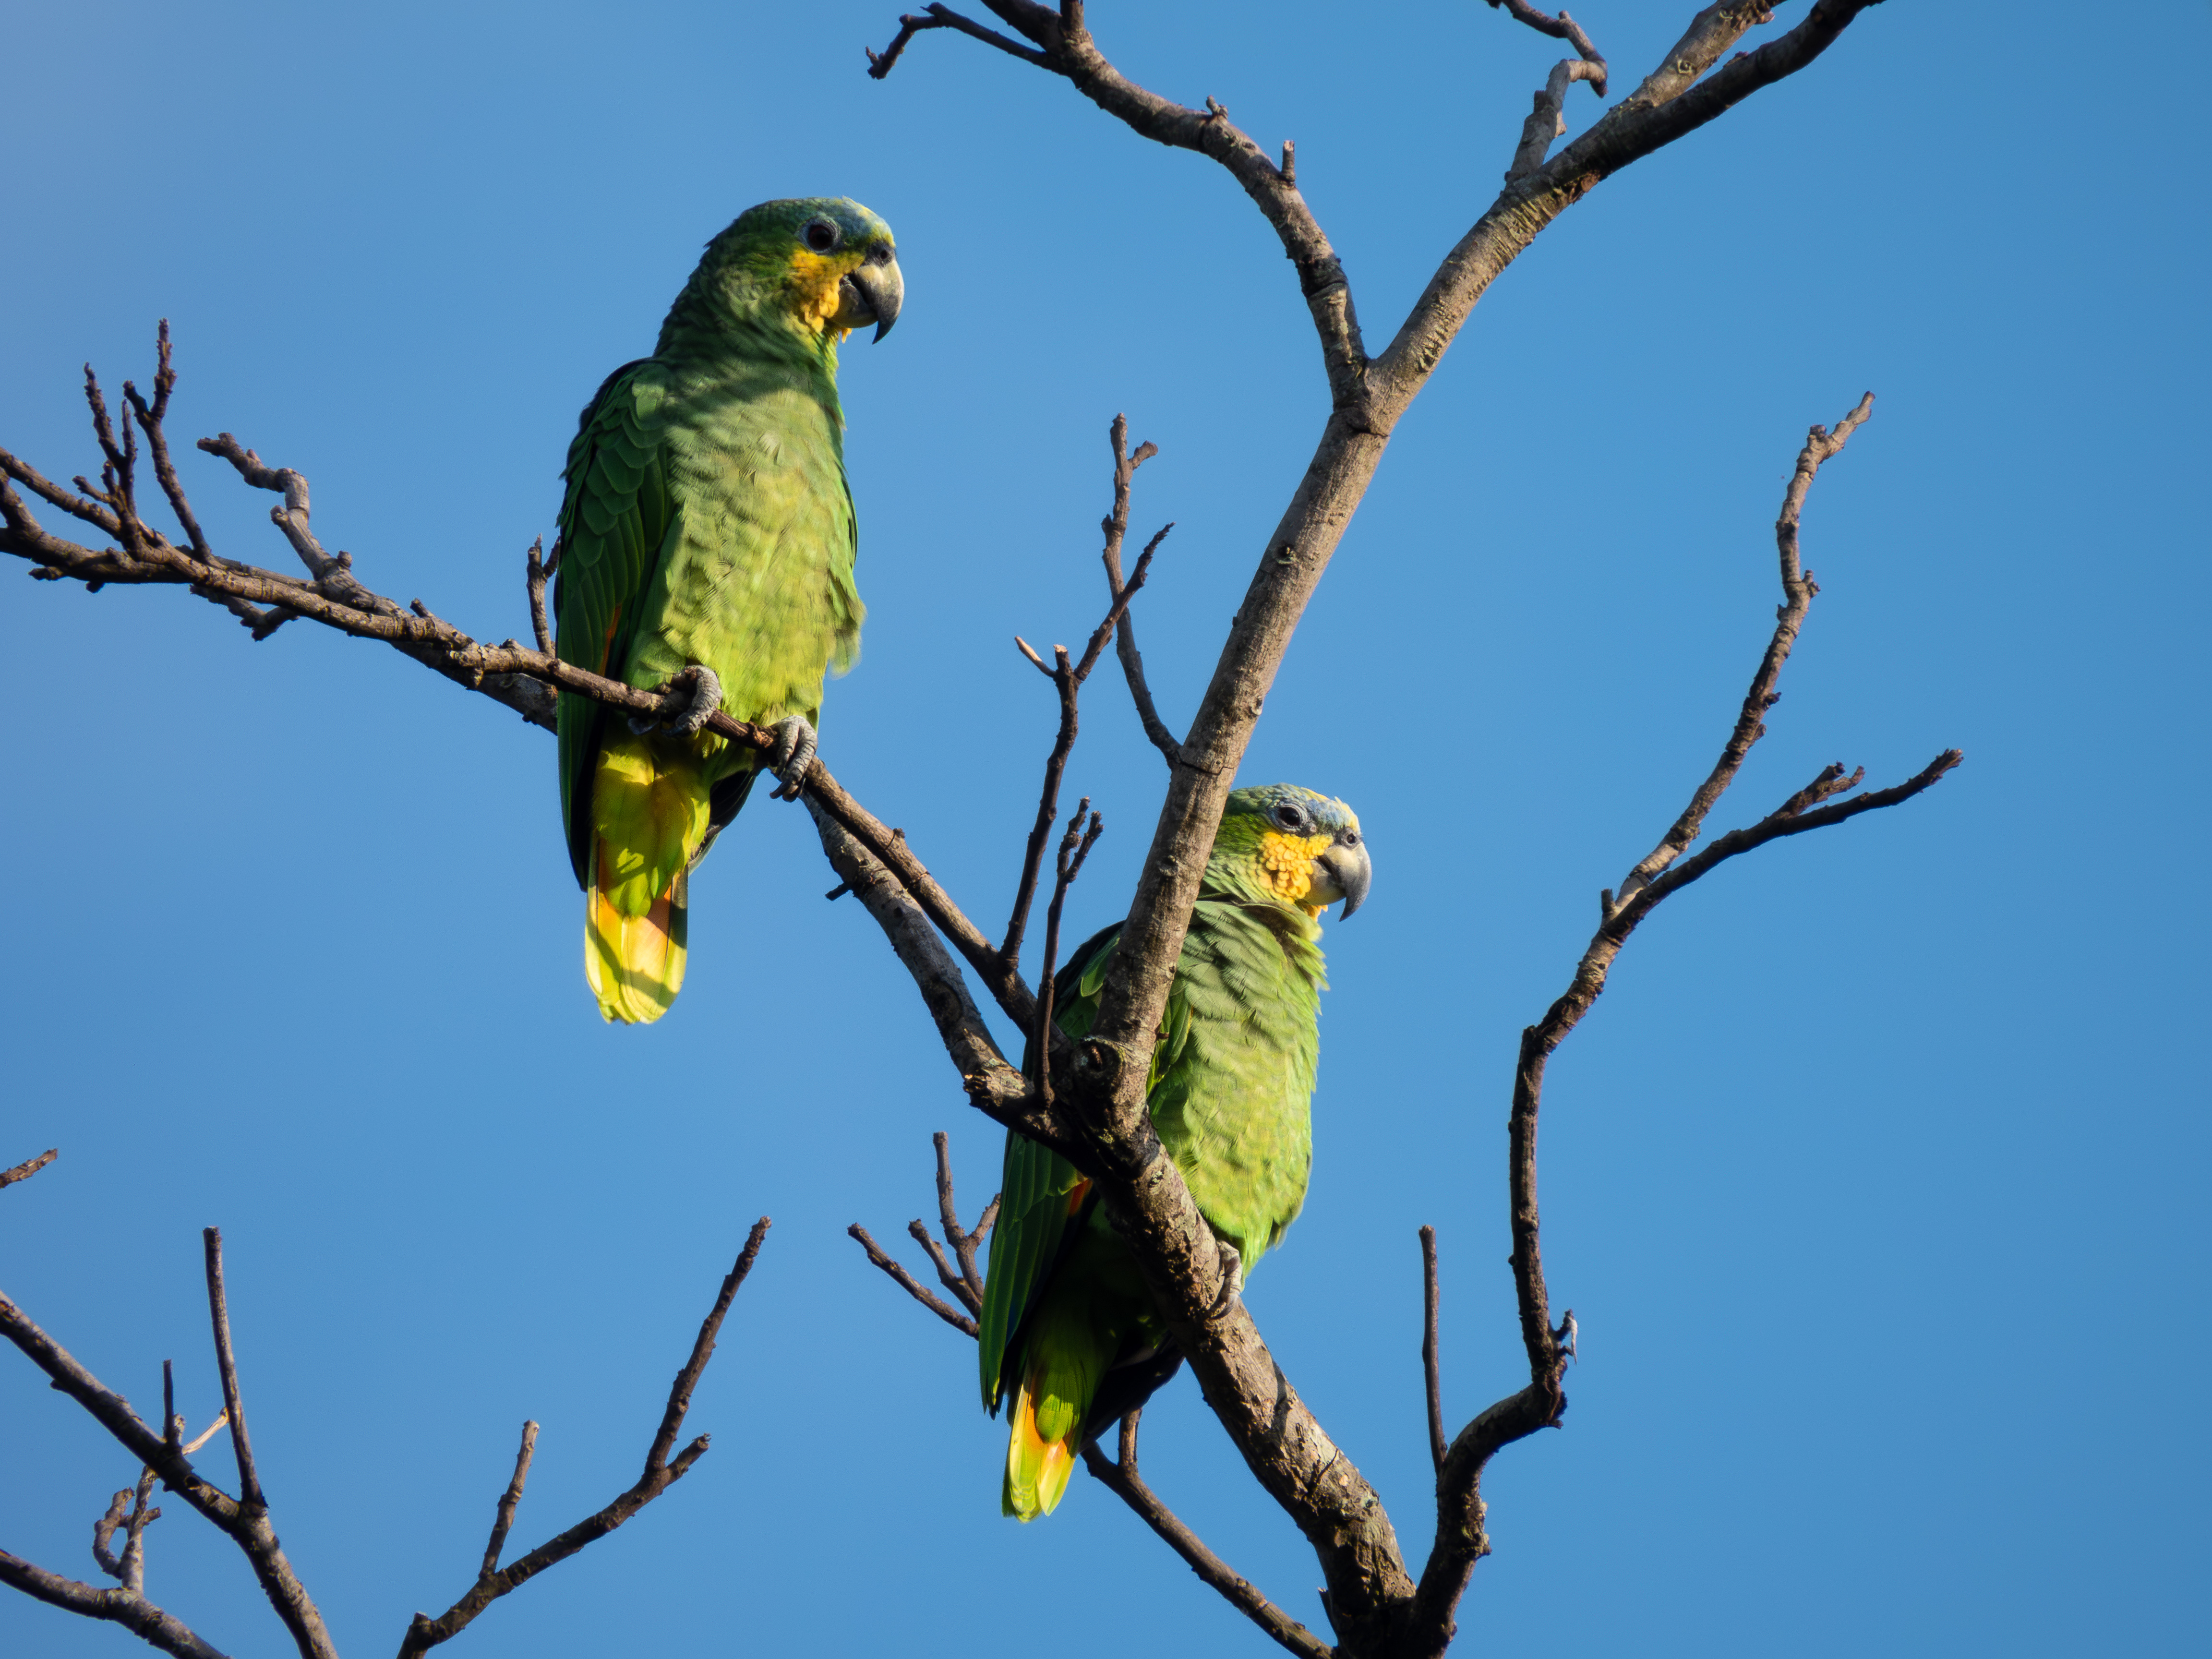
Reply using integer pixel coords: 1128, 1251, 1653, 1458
583, 734, 710, 1025
585, 861, 688, 1024
1003, 1364, 1084, 1522
1002, 1299, 1124, 1521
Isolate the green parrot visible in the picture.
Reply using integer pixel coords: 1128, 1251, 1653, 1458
977, 783, 1373, 1520
552, 197, 903, 1023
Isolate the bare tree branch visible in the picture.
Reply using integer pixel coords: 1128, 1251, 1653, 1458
524, 538, 553, 655
861, 1137, 1329, 1659
1, 1148, 57, 1190
1419, 1226, 1446, 1478
1405, 397, 1960, 1658
932, 1130, 996, 1312
199, 1230, 265, 1513
397, 1218, 771, 1658
999, 422, 1166, 973
1608, 392, 1877, 913
848, 1224, 980, 1338
479, 1421, 537, 1578
0, 1268, 339, 1659
1486, 0, 1610, 95
0, 1546, 230, 1659
802, 798, 1072, 1154
866, 3, 1052, 77
1097, 414, 1181, 767
1508, 58, 1606, 181
1031, 798, 1105, 1108
1081, 1411, 1334, 1659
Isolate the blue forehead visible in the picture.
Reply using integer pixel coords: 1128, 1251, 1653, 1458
1227, 782, 1355, 833
736, 196, 893, 245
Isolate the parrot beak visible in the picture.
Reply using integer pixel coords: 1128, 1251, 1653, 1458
836, 249, 904, 342
1308, 834, 1373, 920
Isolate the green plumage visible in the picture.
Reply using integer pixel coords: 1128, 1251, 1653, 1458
978, 784, 1370, 1518
551, 197, 900, 1022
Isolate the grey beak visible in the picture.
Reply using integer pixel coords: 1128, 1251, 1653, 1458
1317, 838, 1372, 919
1338, 840, 1372, 919
842, 256, 903, 343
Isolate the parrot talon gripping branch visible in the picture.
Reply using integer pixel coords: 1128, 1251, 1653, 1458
2, 4, 1971, 1657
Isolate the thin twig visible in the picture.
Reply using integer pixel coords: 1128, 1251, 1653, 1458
398, 1220, 771, 1658
1, 1148, 57, 1190
933, 1130, 995, 1310
847, 1224, 979, 1338
524, 539, 553, 654
1033, 799, 1104, 1106
121, 322, 211, 559
481, 1421, 538, 1577
1099, 414, 1182, 767
200, 1229, 264, 1512
1486, 0, 1610, 94
1081, 1412, 1333, 1659
1419, 1226, 1446, 1478
866, 3, 1051, 78
906, 1218, 973, 1306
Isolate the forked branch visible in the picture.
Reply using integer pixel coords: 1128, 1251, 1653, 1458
1098, 413, 1182, 767
851, 1135, 1326, 1659
1407, 398, 1960, 1658
0, 1206, 770, 1659
397, 1217, 772, 1657
999, 419, 1169, 972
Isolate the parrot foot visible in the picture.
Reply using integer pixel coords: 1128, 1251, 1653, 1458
767, 716, 818, 801
628, 664, 723, 737
1210, 1238, 1245, 1319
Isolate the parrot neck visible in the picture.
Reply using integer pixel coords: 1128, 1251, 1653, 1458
654, 273, 844, 399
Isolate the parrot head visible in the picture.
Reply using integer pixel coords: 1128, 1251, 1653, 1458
689, 196, 903, 345
1210, 784, 1370, 920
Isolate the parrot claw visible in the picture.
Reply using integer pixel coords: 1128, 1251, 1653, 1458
628, 664, 723, 737
1210, 1239, 1245, 1319
766, 716, 818, 801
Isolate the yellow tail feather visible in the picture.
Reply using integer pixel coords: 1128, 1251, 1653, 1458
1002, 1372, 1080, 1521
583, 733, 710, 1025
585, 852, 688, 1025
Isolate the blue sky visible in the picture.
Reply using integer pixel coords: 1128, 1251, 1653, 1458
3, 2, 2206, 1654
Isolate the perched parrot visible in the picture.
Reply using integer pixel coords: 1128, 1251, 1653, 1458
552, 197, 903, 1023
977, 783, 1372, 1520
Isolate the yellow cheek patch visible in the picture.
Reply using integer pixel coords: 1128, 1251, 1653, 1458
784, 247, 862, 334
1258, 830, 1334, 908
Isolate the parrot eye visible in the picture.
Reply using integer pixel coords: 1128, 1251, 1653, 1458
803, 217, 840, 253
1272, 802, 1308, 831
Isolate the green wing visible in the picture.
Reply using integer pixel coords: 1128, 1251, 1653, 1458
553, 360, 675, 887
976, 922, 1200, 1413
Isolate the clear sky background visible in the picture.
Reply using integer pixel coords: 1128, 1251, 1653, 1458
4, 3, 2206, 1655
